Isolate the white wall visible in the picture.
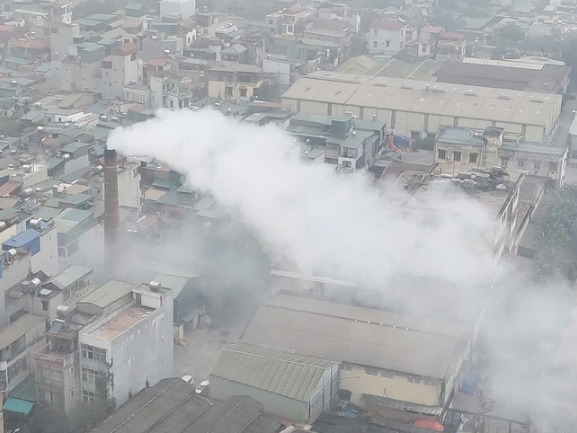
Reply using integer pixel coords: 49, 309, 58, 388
263, 59, 292, 87
31, 229, 59, 277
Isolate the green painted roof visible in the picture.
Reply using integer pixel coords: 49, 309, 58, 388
211, 343, 337, 402
4, 397, 34, 415
10, 374, 36, 402
49, 265, 93, 290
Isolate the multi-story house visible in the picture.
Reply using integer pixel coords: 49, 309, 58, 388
35, 280, 174, 413
368, 19, 409, 56
100, 43, 142, 100
206, 62, 263, 101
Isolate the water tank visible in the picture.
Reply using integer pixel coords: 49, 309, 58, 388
22, 165, 31, 173
22, 188, 34, 197
6, 248, 17, 258
149, 281, 162, 292
56, 305, 70, 318
30, 278, 42, 287
29, 218, 41, 229
0, 221, 7, 231
62, 153, 71, 160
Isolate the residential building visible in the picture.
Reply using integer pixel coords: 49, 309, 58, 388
54, 208, 101, 267
368, 19, 409, 57
418, 27, 467, 60
88, 379, 282, 433
101, 43, 142, 100
206, 62, 263, 101
32, 265, 94, 320
0, 314, 47, 394
160, 0, 196, 19
35, 279, 174, 413
436, 58, 572, 94
433, 126, 567, 188
210, 343, 339, 423
281, 72, 562, 142
286, 113, 386, 170
240, 293, 473, 416
78, 281, 173, 407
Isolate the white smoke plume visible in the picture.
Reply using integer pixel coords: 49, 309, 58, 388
108, 108, 497, 290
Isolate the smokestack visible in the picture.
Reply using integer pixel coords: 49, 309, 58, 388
104, 148, 120, 277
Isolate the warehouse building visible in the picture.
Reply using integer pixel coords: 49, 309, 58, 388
240, 294, 472, 417
281, 71, 562, 143
210, 343, 339, 424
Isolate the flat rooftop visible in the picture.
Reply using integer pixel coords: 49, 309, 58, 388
89, 306, 151, 340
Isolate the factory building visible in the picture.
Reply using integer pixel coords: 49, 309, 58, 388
281, 72, 562, 143
240, 294, 472, 418
210, 343, 339, 424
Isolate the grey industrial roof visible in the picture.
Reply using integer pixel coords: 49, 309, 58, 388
437, 128, 483, 146
0, 314, 45, 350
78, 280, 134, 309
211, 343, 337, 401
48, 265, 93, 290
282, 72, 561, 128
241, 294, 467, 379
501, 141, 567, 156
89, 378, 281, 433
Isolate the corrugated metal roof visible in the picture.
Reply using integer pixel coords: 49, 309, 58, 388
49, 265, 93, 290
211, 343, 336, 402
78, 280, 134, 309
241, 294, 466, 379
0, 314, 45, 350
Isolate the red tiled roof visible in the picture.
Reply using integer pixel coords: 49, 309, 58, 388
112, 42, 138, 56
14, 38, 48, 49
0, 181, 22, 197
421, 26, 444, 34
371, 19, 407, 31
147, 58, 170, 67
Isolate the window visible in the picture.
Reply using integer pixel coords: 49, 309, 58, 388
130, 53, 136, 61
240, 88, 247, 97
81, 345, 106, 363
69, 366, 74, 376
421, 45, 427, 53
408, 376, 421, 383
469, 153, 478, 164
268, 19, 273, 25
41, 300, 49, 311
225, 87, 233, 97
386, 40, 390, 47
373, 29, 378, 36
380, 371, 394, 378
373, 41, 378, 48
82, 390, 98, 403
438, 149, 446, 160
411, 131, 420, 140
365, 368, 378, 375
517, 159, 525, 168
501, 157, 509, 168
70, 389, 75, 399
453, 151, 461, 162
534, 160, 541, 170
287, 25, 293, 33
549, 161, 558, 172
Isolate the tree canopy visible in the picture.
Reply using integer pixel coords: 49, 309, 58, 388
536, 185, 577, 280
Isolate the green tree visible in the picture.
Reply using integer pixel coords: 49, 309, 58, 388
536, 185, 577, 280
428, 11, 465, 31
496, 24, 525, 42
562, 37, 577, 74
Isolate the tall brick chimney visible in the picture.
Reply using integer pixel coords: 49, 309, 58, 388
104, 148, 120, 277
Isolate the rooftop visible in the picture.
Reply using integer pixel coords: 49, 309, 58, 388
371, 19, 407, 31
47, 265, 92, 291
241, 294, 468, 379
0, 314, 45, 350
89, 379, 282, 433
211, 343, 338, 402
88, 306, 151, 340
78, 280, 134, 310
282, 72, 561, 128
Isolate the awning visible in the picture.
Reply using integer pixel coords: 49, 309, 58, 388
4, 397, 34, 415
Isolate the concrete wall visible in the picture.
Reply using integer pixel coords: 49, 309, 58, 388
339, 364, 442, 407
0, 254, 32, 327
31, 228, 58, 277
